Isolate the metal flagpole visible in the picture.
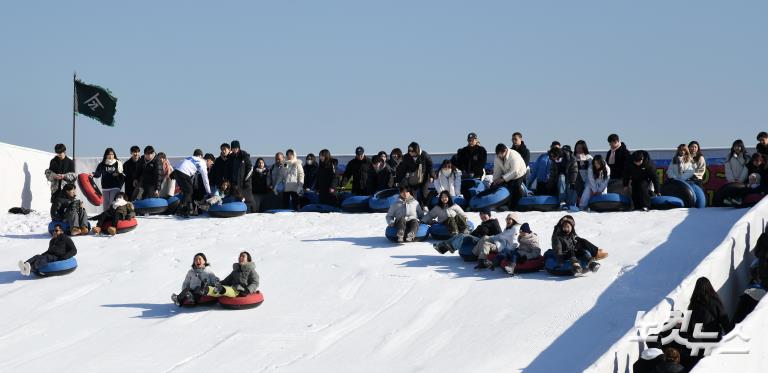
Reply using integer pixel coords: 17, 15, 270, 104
72, 71, 77, 163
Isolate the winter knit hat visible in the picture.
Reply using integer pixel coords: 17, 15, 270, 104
520, 223, 532, 233
193, 253, 209, 267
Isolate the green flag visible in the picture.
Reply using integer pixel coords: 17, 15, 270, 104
75, 80, 117, 126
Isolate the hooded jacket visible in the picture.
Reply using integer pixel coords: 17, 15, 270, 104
517, 232, 541, 259
181, 265, 219, 291
280, 158, 305, 193
303, 161, 318, 191
385, 195, 424, 224
397, 146, 434, 187
491, 224, 520, 252
221, 261, 260, 294
622, 152, 659, 192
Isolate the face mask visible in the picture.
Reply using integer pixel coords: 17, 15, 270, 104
440, 168, 452, 177
306, 160, 314, 165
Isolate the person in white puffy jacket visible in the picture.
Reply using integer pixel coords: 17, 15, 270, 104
724, 139, 749, 184
579, 155, 611, 209
434, 159, 462, 198
386, 186, 425, 242
667, 144, 696, 181
280, 149, 305, 210
172, 253, 220, 307
472, 213, 520, 270
422, 191, 468, 235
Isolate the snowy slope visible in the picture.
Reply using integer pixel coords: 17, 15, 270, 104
0, 207, 746, 372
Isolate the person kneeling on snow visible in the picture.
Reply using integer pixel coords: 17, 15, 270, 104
494, 222, 543, 275
551, 215, 608, 275
51, 184, 90, 235
385, 186, 425, 243
172, 253, 220, 306
18, 224, 77, 276
473, 213, 520, 271
204, 251, 259, 298
93, 192, 135, 235
422, 191, 468, 235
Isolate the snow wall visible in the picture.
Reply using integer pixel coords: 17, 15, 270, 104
588, 198, 767, 372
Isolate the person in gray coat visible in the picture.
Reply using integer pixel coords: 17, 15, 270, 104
385, 186, 425, 242
172, 253, 220, 306
209, 251, 260, 298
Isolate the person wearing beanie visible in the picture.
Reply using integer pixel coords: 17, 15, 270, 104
206, 251, 260, 298
455, 132, 488, 179
396, 142, 434, 208
45, 143, 77, 215
551, 215, 608, 275
172, 252, 220, 307
228, 140, 257, 213
492, 143, 527, 210
342, 146, 373, 196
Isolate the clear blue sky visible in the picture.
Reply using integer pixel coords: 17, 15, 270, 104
1, 1, 766, 157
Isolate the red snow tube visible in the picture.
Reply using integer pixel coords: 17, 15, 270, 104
183, 295, 218, 307
100, 218, 138, 234
78, 173, 103, 206
503, 255, 545, 273
218, 291, 264, 310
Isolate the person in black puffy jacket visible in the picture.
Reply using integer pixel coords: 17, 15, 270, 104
206, 251, 260, 298
135, 146, 164, 199
396, 142, 434, 207
342, 146, 373, 196
455, 132, 488, 179
18, 223, 77, 276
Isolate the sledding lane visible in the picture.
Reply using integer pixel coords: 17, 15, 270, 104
0, 208, 745, 372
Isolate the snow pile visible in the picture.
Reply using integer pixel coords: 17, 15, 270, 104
0, 207, 747, 372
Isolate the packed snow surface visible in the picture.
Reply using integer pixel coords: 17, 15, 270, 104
0, 208, 745, 372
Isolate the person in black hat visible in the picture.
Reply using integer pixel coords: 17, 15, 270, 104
455, 132, 488, 179
229, 140, 257, 212
171, 252, 220, 307
341, 146, 373, 196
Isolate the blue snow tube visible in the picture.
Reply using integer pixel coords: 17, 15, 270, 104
464, 178, 487, 197
517, 195, 560, 212
264, 209, 296, 214
385, 223, 430, 242
458, 235, 481, 262
35, 257, 78, 277
587, 193, 631, 212
48, 221, 91, 236
133, 198, 169, 215
690, 183, 707, 208
469, 187, 511, 211
208, 201, 247, 218
341, 195, 371, 213
429, 221, 476, 240
651, 195, 685, 210
544, 249, 590, 276
301, 191, 320, 206
369, 189, 400, 212
429, 195, 468, 209
300, 204, 342, 213
660, 179, 696, 208
165, 194, 182, 215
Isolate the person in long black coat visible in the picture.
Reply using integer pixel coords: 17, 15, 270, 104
123, 146, 142, 201
316, 149, 339, 206
680, 277, 733, 368
229, 140, 256, 212
135, 146, 165, 200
